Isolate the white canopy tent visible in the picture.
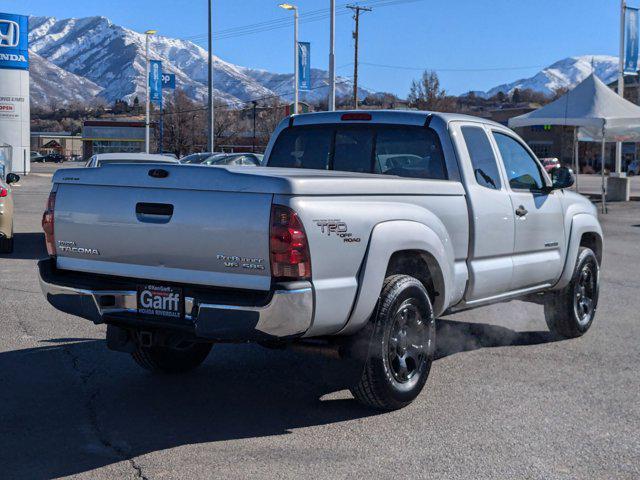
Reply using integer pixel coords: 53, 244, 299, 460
509, 73, 640, 212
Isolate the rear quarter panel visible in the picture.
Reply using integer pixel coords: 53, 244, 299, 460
279, 188, 469, 336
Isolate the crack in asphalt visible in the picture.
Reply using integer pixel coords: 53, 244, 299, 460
61, 345, 150, 480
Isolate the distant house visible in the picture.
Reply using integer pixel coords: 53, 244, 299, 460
31, 132, 83, 159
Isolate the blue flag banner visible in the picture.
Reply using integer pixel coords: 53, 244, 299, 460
298, 42, 311, 91
0, 13, 29, 70
624, 7, 639, 74
149, 60, 163, 107
161, 73, 175, 89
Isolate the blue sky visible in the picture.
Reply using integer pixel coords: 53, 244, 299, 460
2, 0, 632, 95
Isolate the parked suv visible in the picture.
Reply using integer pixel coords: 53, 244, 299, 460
38, 111, 602, 410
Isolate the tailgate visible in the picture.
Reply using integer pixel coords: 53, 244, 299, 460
54, 183, 273, 290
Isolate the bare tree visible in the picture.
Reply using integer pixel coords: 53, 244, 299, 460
407, 70, 457, 112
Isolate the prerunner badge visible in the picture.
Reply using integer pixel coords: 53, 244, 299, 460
137, 285, 183, 319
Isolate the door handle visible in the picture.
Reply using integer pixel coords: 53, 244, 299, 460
515, 205, 528, 217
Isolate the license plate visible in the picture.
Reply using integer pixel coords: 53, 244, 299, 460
137, 284, 184, 320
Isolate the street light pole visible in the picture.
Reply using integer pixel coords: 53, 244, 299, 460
279, 4, 299, 114
144, 29, 156, 154
208, 0, 215, 152
616, 0, 626, 174
328, 0, 336, 111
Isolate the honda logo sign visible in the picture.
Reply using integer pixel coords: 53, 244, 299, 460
0, 20, 19, 47
0, 13, 28, 70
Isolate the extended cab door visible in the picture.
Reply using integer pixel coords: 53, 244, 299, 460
490, 130, 566, 290
450, 122, 515, 301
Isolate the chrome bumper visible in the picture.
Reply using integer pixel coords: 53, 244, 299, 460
38, 261, 314, 340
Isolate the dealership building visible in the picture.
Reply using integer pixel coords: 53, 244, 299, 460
81, 119, 146, 159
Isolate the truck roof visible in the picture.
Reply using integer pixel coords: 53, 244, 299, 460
289, 109, 505, 129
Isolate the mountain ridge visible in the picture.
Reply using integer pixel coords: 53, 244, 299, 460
26, 15, 369, 107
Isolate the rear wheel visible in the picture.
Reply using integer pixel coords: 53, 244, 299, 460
544, 247, 599, 338
350, 275, 435, 410
132, 341, 213, 373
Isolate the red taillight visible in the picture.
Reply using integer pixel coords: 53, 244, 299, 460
0, 188, 7, 197
42, 192, 56, 256
341, 112, 371, 121
270, 205, 311, 281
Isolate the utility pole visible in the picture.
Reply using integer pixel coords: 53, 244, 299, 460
347, 4, 371, 109
328, 0, 336, 111
252, 101, 257, 153
208, 0, 215, 152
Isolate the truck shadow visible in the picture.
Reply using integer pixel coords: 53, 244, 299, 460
0, 232, 47, 260
0, 320, 560, 479
0, 338, 373, 479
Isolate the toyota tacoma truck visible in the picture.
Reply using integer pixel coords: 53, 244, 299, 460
38, 111, 603, 410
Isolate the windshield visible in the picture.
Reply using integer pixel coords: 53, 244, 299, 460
267, 124, 447, 179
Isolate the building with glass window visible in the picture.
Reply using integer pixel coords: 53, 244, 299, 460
82, 119, 146, 159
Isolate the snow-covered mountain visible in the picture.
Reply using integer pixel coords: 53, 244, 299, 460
27, 15, 370, 107
29, 52, 103, 106
478, 55, 619, 98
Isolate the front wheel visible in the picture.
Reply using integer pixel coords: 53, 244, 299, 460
132, 341, 213, 373
350, 275, 435, 410
544, 247, 600, 338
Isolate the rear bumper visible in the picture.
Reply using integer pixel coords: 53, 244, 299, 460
38, 259, 314, 341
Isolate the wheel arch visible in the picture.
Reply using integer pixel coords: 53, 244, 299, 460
338, 220, 455, 335
553, 213, 603, 290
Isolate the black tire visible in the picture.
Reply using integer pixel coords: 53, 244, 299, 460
0, 236, 13, 254
132, 342, 213, 373
350, 274, 435, 410
544, 247, 600, 338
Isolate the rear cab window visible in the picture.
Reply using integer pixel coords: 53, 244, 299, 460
267, 124, 448, 180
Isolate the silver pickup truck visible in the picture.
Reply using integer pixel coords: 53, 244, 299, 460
39, 111, 603, 410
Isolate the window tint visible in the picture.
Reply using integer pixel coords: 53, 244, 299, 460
268, 127, 333, 170
493, 132, 544, 190
461, 126, 501, 190
268, 124, 447, 180
375, 127, 446, 179
333, 127, 374, 173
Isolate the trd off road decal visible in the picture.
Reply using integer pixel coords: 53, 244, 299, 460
314, 219, 361, 243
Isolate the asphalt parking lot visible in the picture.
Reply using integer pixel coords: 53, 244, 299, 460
1, 162, 639, 479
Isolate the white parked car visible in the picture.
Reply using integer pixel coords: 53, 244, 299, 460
85, 153, 179, 168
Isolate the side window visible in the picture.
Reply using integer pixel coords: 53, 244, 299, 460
461, 126, 502, 190
493, 132, 545, 190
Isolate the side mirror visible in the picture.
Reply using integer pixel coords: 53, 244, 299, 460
550, 166, 574, 190
5, 173, 20, 184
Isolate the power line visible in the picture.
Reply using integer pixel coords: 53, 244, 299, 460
181, 0, 425, 43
